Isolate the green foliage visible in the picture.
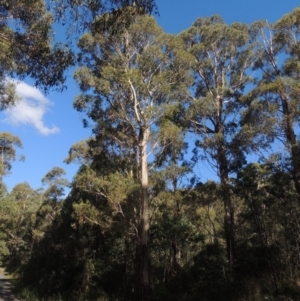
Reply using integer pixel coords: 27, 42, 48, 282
181, 14, 255, 173
7, 7, 300, 301
0, 182, 42, 270
0, 0, 74, 95
41, 166, 69, 201
52, 0, 157, 36
0, 132, 23, 179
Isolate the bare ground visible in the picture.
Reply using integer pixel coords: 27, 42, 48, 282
0, 269, 21, 301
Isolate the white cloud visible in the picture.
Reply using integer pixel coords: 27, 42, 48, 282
3, 80, 60, 135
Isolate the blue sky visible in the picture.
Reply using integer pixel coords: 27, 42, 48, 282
0, 0, 299, 193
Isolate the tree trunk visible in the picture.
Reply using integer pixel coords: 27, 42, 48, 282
214, 101, 235, 272
218, 138, 235, 273
135, 126, 151, 300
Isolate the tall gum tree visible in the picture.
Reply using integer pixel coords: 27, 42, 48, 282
74, 15, 191, 300
244, 8, 300, 201
180, 15, 255, 272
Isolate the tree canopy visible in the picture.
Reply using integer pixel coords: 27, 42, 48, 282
2, 5, 300, 301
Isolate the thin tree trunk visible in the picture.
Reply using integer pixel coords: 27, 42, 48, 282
135, 126, 151, 300
218, 139, 235, 273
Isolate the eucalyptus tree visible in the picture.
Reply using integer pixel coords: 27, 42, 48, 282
234, 161, 300, 293
74, 15, 191, 299
34, 167, 69, 235
0, 0, 74, 93
180, 15, 255, 271
41, 166, 69, 202
0, 132, 23, 180
0, 0, 157, 107
0, 182, 42, 267
243, 8, 300, 201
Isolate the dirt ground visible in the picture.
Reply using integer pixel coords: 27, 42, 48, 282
0, 269, 21, 301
